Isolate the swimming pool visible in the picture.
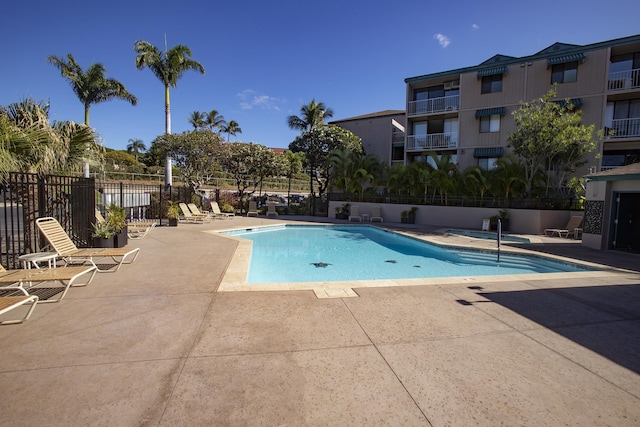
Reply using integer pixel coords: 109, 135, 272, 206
222, 225, 590, 284
445, 229, 531, 243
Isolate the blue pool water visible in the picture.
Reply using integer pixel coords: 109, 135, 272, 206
445, 229, 531, 243
223, 225, 591, 284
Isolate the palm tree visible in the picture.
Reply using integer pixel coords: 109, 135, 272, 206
188, 111, 206, 130
287, 99, 334, 132
1, 98, 103, 177
205, 110, 226, 132
221, 120, 242, 141
134, 39, 205, 186
126, 138, 147, 161
47, 53, 137, 126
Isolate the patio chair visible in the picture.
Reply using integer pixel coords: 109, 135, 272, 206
266, 203, 279, 218
210, 201, 235, 219
545, 216, 583, 238
348, 205, 362, 222
0, 287, 38, 325
370, 206, 384, 223
127, 221, 156, 239
188, 203, 213, 217
179, 203, 211, 223
35, 217, 140, 273
247, 201, 259, 217
0, 263, 97, 303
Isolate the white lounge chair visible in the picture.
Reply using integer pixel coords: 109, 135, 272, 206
266, 203, 279, 218
0, 263, 97, 303
36, 217, 140, 273
370, 206, 384, 223
247, 201, 259, 217
0, 287, 38, 325
210, 201, 235, 219
349, 206, 362, 222
545, 216, 583, 238
179, 203, 211, 223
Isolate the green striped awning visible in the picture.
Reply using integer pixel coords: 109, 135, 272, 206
477, 66, 507, 78
547, 52, 585, 66
475, 107, 506, 118
473, 147, 504, 158
554, 98, 583, 109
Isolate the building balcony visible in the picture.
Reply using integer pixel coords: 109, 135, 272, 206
407, 95, 460, 117
406, 133, 458, 151
608, 68, 640, 91
607, 117, 640, 138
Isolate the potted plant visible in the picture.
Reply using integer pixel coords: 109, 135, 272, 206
105, 203, 128, 248
335, 203, 350, 220
91, 220, 115, 248
166, 201, 181, 226
490, 209, 510, 231
498, 209, 510, 232
401, 207, 418, 224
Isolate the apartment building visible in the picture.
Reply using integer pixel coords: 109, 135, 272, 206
404, 33, 640, 173
329, 110, 406, 165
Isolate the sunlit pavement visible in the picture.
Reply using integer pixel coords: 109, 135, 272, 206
1, 216, 639, 426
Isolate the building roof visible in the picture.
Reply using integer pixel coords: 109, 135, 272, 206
585, 162, 640, 181
330, 110, 405, 123
405, 33, 640, 84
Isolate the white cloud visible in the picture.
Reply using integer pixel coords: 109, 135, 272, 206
472, 24, 479, 31
237, 89, 283, 111
434, 33, 451, 48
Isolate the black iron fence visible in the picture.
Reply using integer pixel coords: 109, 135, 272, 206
1, 172, 194, 269
328, 193, 584, 211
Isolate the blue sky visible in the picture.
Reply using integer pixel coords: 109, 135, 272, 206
2, 0, 639, 151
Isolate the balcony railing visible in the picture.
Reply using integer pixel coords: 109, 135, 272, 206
408, 95, 460, 116
608, 117, 640, 138
608, 68, 640, 91
406, 133, 458, 151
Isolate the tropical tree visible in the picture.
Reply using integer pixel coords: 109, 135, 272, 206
462, 166, 491, 205
328, 148, 378, 194
134, 39, 205, 186
151, 129, 224, 193
220, 142, 277, 212
287, 99, 334, 132
491, 154, 526, 198
283, 150, 304, 207
508, 87, 598, 196
47, 53, 137, 126
221, 120, 242, 141
188, 111, 207, 130
289, 125, 362, 213
1, 98, 103, 178
205, 110, 226, 132
425, 152, 458, 204
126, 138, 146, 161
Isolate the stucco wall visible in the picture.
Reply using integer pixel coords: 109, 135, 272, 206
329, 201, 578, 235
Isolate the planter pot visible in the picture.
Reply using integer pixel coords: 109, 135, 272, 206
335, 213, 348, 220
499, 219, 510, 232
114, 226, 128, 248
168, 218, 178, 227
92, 236, 114, 248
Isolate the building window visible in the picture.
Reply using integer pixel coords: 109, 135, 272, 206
479, 115, 500, 133
481, 74, 502, 94
478, 157, 499, 170
551, 61, 578, 84
391, 144, 404, 161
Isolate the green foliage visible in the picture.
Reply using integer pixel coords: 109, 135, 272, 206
507, 87, 598, 195
166, 201, 181, 219
47, 53, 137, 126
152, 129, 224, 192
0, 98, 103, 179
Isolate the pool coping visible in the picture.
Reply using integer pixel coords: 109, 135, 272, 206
210, 224, 636, 299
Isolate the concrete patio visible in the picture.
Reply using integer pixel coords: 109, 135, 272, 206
1, 216, 639, 426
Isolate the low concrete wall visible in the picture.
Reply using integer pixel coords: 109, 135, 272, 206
329, 201, 580, 235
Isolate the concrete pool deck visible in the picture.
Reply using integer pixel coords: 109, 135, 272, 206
1, 215, 639, 425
